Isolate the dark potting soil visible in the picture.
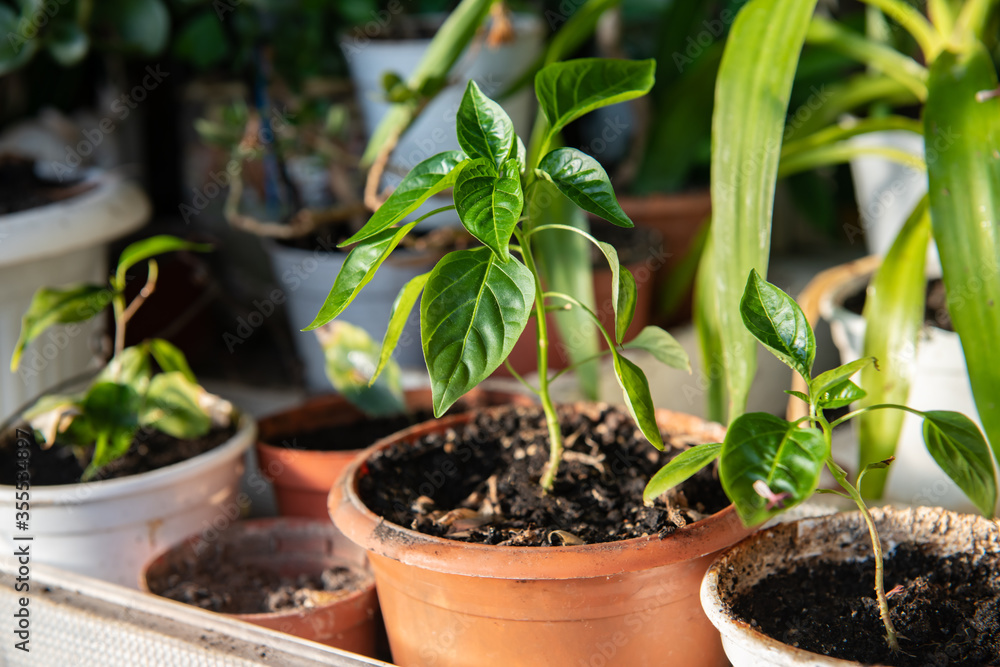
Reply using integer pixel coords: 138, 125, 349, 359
0, 154, 92, 215
844, 278, 953, 331
0, 423, 236, 486
285, 411, 436, 452
152, 556, 369, 614
358, 403, 730, 546
732, 544, 1000, 666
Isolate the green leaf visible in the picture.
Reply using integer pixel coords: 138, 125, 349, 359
342, 151, 468, 246
11, 284, 110, 371
925, 43, 1000, 472
172, 12, 228, 69
421, 248, 534, 416
612, 351, 664, 450
740, 269, 815, 381
623, 326, 690, 372
705, 0, 818, 421
537, 148, 632, 228
456, 80, 515, 168
47, 21, 89, 66
509, 134, 527, 167
810, 357, 876, 398
535, 58, 655, 137
720, 412, 828, 526
785, 390, 810, 403
454, 158, 523, 262
0, 4, 39, 75
140, 372, 211, 439
24, 393, 83, 446
82, 382, 142, 478
92, 0, 169, 56
317, 322, 405, 418
922, 411, 997, 517
304, 223, 417, 331
148, 339, 197, 384
372, 272, 429, 385
643, 443, 723, 503
615, 267, 637, 344
816, 379, 866, 410
115, 235, 212, 289
97, 345, 152, 389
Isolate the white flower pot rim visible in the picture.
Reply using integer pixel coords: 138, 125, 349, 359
5, 412, 256, 504
339, 11, 544, 47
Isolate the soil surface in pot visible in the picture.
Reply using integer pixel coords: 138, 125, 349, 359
0, 423, 236, 486
844, 278, 953, 331
358, 403, 729, 546
149, 552, 369, 614
732, 544, 1000, 666
0, 154, 93, 215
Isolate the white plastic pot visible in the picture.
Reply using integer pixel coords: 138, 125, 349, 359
818, 263, 983, 513
0, 171, 149, 419
343, 13, 544, 228
701, 507, 1000, 666
265, 241, 432, 387
0, 414, 255, 589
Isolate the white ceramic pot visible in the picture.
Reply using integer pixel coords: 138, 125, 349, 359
343, 13, 544, 228
0, 171, 149, 420
265, 241, 432, 387
818, 264, 983, 513
0, 414, 255, 588
701, 506, 1000, 666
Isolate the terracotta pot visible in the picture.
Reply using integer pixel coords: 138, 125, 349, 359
331, 406, 750, 666
141, 518, 379, 657
701, 506, 1000, 666
256, 388, 533, 519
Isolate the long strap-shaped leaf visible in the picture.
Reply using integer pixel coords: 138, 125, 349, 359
925, 42, 1000, 465
704, 0, 817, 423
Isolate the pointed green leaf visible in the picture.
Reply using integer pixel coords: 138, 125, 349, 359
615, 268, 637, 344
140, 372, 211, 439
372, 272, 430, 384
535, 58, 655, 136
509, 134, 527, 168
304, 223, 417, 331
96, 345, 152, 389
149, 338, 197, 384
612, 351, 664, 450
922, 411, 997, 517
644, 443, 722, 503
456, 81, 515, 168
720, 412, 828, 526
537, 148, 632, 228
740, 269, 815, 380
623, 326, 690, 372
11, 284, 111, 371
810, 357, 876, 398
342, 152, 467, 246
115, 235, 212, 289
816, 379, 866, 410
421, 248, 534, 416
82, 381, 142, 478
454, 158, 523, 262
318, 322, 405, 418
785, 389, 810, 403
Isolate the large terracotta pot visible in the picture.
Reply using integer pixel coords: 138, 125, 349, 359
330, 406, 749, 666
256, 388, 533, 519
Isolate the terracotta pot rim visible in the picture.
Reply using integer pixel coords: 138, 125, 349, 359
331, 404, 749, 580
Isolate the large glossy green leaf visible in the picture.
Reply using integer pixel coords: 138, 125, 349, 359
623, 326, 690, 371
612, 351, 664, 450
695, 229, 728, 422
925, 43, 1000, 468
342, 151, 467, 246
140, 372, 211, 439
421, 248, 534, 416
535, 58, 655, 137
115, 235, 211, 289
304, 223, 417, 331
857, 199, 931, 498
148, 338, 196, 384
318, 322, 405, 418
923, 411, 997, 517
11, 284, 110, 371
720, 412, 828, 526
536, 148, 632, 228
643, 443, 722, 503
706, 0, 817, 422
454, 158, 523, 262
456, 81, 515, 168
82, 382, 141, 479
740, 269, 816, 381
372, 272, 430, 384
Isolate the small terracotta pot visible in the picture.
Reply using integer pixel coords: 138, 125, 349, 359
141, 518, 379, 657
256, 388, 533, 519
701, 506, 1000, 666
331, 406, 749, 667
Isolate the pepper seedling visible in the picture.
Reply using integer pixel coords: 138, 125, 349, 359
304, 58, 691, 490
9, 235, 222, 481
645, 269, 997, 651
